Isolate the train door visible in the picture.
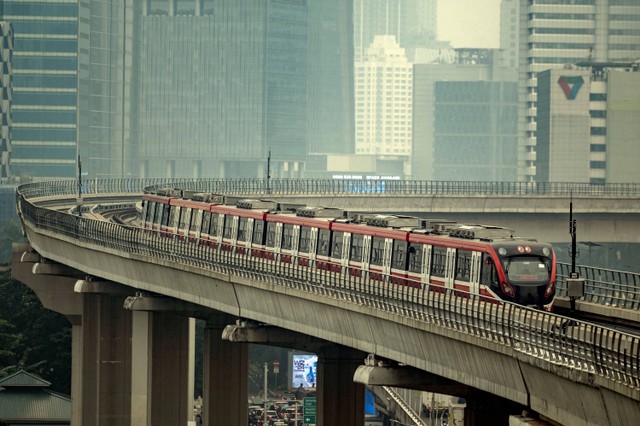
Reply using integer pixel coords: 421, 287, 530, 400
307, 227, 318, 261
422, 245, 432, 285
190, 209, 203, 241
445, 247, 456, 289
214, 214, 224, 246
362, 235, 371, 272
238, 217, 253, 252
382, 238, 393, 277
470, 251, 482, 294
341, 232, 351, 267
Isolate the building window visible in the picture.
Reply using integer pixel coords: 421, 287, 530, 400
590, 110, 606, 118
590, 93, 607, 101
590, 161, 606, 169
590, 144, 606, 152
590, 127, 606, 136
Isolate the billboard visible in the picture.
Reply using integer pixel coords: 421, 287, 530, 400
292, 354, 317, 388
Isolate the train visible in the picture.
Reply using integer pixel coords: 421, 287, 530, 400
141, 188, 556, 310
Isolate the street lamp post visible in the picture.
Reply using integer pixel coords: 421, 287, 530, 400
264, 362, 268, 426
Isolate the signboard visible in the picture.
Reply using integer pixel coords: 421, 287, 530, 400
303, 397, 316, 425
292, 354, 317, 388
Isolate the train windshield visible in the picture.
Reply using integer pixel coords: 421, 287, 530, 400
502, 256, 550, 284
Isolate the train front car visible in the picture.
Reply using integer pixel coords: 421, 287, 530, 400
490, 241, 556, 310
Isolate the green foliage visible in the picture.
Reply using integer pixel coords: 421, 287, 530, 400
0, 271, 71, 394
0, 218, 26, 265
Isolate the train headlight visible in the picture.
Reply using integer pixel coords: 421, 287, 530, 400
500, 281, 515, 298
543, 247, 550, 256
498, 247, 507, 256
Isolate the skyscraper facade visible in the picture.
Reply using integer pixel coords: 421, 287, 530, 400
517, 0, 640, 182
355, 36, 412, 163
354, 0, 437, 61
0, 22, 13, 182
137, 0, 309, 179
307, 1, 355, 156
1, 1, 79, 179
536, 64, 640, 183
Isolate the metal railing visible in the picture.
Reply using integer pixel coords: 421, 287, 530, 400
556, 263, 640, 309
15, 181, 640, 393
16, 178, 640, 200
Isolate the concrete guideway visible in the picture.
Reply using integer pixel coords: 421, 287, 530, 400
10, 181, 640, 425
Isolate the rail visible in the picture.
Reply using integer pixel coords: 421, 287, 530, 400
15, 180, 640, 394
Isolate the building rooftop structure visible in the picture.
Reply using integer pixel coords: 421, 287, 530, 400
0, 370, 70, 425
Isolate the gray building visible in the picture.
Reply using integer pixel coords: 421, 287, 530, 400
517, 0, 640, 182
0, 3, 78, 180
536, 64, 640, 183
354, 0, 438, 61
412, 49, 518, 181
3, 0, 354, 180
0, 21, 12, 182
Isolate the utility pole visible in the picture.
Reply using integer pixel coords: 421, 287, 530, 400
263, 362, 268, 426
266, 149, 272, 194
76, 155, 83, 217
567, 196, 584, 314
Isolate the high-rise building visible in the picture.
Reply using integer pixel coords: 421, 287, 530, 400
536, 64, 640, 183
307, 1, 355, 156
77, 1, 139, 179
137, 0, 309, 179
354, 0, 437, 61
413, 49, 518, 181
517, 0, 640, 182
0, 22, 13, 182
1, 2, 79, 180
500, 0, 519, 69
355, 35, 413, 168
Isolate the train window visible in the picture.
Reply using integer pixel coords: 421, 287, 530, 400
178, 208, 189, 231
201, 211, 211, 234
253, 220, 265, 244
481, 254, 498, 286
431, 246, 447, 278
392, 241, 408, 270
455, 250, 472, 281
145, 202, 154, 223
317, 229, 330, 256
408, 244, 423, 273
155, 203, 163, 225
210, 213, 219, 236
350, 233, 364, 262
265, 222, 277, 247
190, 210, 202, 232
370, 237, 385, 266
299, 226, 311, 253
282, 224, 294, 250
331, 232, 344, 259
166, 206, 177, 227
223, 216, 234, 239
237, 217, 248, 242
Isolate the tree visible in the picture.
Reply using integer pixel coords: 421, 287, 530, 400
0, 271, 71, 393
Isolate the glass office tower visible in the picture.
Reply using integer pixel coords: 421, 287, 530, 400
1, 1, 78, 179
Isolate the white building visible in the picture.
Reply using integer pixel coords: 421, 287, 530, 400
517, 0, 640, 182
355, 35, 413, 168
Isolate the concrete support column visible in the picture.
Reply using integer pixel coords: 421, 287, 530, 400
150, 313, 195, 425
463, 389, 524, 426
81, 293, 133, 426
130, 311, 151, 425
70, 320, 83, 426
316, 346, 366, 426
203, 313, 248, 426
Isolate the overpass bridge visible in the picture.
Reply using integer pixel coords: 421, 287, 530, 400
11, 179, 640, 426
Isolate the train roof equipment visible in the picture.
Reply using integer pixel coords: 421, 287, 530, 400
236, 199, 278, 210
156, 188, 182, 198
190, 192, 225, 204
296, 207, 344, 219
449, 224, 515, 241
366, 215, 422, 229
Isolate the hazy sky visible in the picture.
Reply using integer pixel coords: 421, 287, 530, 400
437, 0, 501, 49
